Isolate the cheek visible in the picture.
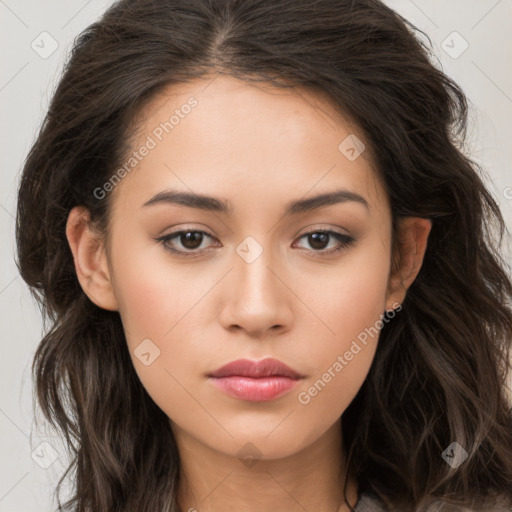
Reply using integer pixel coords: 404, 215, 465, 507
110, 247, 215, 396
111, 262, 203, 419
293, 242, 390, 408
304, 241, 390, 349
293, 290, 385, 438
112, 246, 202, 340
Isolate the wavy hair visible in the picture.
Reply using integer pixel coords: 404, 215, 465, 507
15, 0, 512, 510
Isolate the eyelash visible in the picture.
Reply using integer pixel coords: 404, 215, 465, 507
155, 228, 355, 258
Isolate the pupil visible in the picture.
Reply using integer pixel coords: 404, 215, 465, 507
309, 232, 328, 250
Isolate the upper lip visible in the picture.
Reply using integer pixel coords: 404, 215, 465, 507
207, 358, 304, 379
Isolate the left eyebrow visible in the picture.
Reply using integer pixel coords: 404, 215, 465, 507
141, 188, 369, 215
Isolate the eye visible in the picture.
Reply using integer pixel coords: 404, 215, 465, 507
293, 230, 355, 255
155, 229, 218, 256
155, 228, 354, 257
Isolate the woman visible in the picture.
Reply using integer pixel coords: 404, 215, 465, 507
15, 0, 512, 510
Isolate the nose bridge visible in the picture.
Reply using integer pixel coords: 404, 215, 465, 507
234, 234, 282, 304
220, 233, 291, 333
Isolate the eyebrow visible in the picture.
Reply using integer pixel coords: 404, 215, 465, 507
141, 188, 369, 215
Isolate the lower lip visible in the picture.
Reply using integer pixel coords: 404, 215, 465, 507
209, 376, 301, 401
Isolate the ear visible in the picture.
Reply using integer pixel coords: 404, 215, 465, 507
65, 206, 118, 311
385, 216, 432, 312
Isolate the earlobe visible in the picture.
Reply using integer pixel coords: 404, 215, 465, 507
385, 216, 432, 311
65, 206, 119, 311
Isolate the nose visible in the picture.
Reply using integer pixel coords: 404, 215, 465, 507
218, 244, 293, 337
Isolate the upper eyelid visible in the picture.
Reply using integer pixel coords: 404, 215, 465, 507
162, 226, 350, 239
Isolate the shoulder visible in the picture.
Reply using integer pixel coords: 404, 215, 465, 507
353, 491, 512, 511
354, 490, 386, 512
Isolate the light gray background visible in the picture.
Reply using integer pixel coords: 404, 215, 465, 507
1, 1, 511, 510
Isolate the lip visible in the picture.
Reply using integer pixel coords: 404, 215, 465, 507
207, 358, 305, 402
208, 357, 304, 379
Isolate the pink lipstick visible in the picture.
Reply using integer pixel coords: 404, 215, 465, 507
207, 357, 304, 401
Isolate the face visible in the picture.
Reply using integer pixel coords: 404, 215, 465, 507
77, 74, 408, 460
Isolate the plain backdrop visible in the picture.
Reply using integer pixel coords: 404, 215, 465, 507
1, 1, 511, 510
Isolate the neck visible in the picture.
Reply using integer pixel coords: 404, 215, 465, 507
173, 419, 358, 512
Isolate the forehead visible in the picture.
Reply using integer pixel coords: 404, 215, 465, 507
108, 74, 388, 220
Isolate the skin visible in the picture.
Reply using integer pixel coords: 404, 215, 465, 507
66, 74, 431, 512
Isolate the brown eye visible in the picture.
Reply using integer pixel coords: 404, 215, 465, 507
294, 230, 354, 254
155, 230, 217, 255
179, 231, 205, 250
307, 232, 329, 250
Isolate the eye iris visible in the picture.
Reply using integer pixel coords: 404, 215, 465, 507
181, 231, 203, 249
309, 232, 329, 250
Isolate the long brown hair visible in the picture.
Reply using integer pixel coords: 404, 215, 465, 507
15, 0, 512, 510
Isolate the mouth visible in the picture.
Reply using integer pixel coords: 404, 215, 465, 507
207, 357, 305, 402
